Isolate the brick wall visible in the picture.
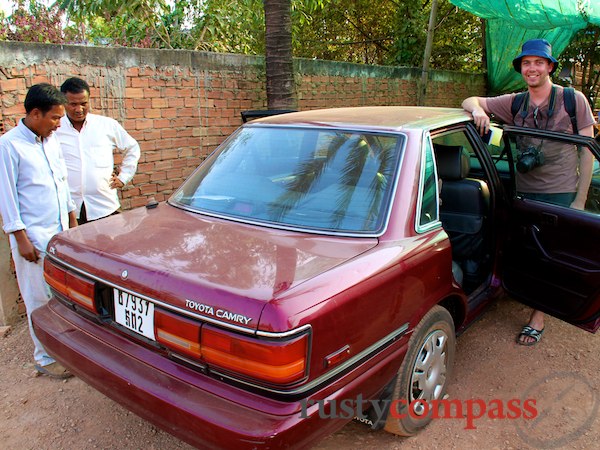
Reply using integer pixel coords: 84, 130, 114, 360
0, 41, 485, 324
0, 42, 485, 209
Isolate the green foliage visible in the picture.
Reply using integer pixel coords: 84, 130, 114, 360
559, 25, 600, 107
430, 2, 482, 71
58, 0, 175, 47
391, 0, 427, 67
292, 0, 482, 71
192, 0, 265, 53
1, 0, 482, 72
293, 0, 397, 65
0, 0, 79, 43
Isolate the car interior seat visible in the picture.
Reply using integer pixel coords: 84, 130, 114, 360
434, 144, 490, 291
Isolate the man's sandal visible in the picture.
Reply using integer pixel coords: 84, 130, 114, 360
516, 325, 545, 346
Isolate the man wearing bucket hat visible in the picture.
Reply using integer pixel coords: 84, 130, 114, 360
462, 38, 596, 346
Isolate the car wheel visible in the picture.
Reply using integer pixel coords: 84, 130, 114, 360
384, 305, 456, 436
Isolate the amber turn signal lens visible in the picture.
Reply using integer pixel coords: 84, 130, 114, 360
201, 325, 308, 385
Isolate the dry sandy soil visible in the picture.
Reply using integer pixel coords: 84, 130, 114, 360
1, 296, 598, 450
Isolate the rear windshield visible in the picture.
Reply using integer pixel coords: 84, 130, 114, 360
170, 126, 404, 234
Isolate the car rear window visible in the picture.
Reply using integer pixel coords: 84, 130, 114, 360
170, 126, 404, 234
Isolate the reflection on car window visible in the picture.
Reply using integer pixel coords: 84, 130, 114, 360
171, 126, 404, 234
418, 139, 438, 228
505, 132, 600, 214
586, 153, 600, 214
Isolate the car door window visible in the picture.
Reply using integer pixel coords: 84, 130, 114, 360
431, 129, 494, 293
503, 130, 600, 214
501, 128, 600, 331
416, 137, 439, 231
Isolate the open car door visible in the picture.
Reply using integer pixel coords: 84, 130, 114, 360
500, 126, 600, 333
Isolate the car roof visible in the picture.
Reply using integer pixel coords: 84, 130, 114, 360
249, 106, 472, 132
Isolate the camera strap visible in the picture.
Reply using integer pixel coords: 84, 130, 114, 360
515, 86, 557, 129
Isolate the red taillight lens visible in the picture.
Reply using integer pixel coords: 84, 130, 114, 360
44, 259, 96, 312
201, 325, 308, 385
152, 311, 308, 384
66, 271, 95, 310
155, 308, 202, 359
44, 258, 67, 293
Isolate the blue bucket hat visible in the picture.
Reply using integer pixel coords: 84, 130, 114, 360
512, 39, 558, 74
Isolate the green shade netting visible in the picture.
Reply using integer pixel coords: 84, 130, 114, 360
450, 0, 600, 93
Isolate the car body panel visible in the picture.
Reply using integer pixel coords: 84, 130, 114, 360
49, 206, 379, 331
31, 107, 600, 449
32, 299, 409, 450
500, 126, 600, 332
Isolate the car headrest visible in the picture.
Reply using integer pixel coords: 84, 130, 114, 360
433, 144, 470, 181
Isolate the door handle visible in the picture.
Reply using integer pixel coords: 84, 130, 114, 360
540, 212, 557, 226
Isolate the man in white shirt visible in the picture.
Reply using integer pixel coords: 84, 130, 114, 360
56, 77, 141, 224
0, 83, 78, 379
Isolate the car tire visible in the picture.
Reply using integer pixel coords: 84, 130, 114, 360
384, 305, 456, 436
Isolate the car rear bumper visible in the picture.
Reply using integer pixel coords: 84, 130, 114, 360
32, 299, 404, 449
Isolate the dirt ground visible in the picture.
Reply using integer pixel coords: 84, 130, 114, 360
1, 296, 598, 450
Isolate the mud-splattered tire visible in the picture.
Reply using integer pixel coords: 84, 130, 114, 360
384, 305, 456, 436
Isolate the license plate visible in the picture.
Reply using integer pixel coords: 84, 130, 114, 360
113, 289, 155, 340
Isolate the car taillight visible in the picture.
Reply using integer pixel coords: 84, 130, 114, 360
44, 259, 96, 312
153, 310, 308, 385
155, 308, 202, 359
201, 325, 308, 385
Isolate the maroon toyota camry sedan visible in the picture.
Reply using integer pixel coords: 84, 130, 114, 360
32, 107, 600, 449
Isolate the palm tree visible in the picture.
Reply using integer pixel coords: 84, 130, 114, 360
264, 0, 296, 110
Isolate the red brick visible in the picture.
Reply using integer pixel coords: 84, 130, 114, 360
176, 108, 195, 118
2, 104, 25, 116
161, 149, 179, 160
140, 184, 158, 194
161, 109, 178, 118
0, 78, 27, 92
150, 170, 167, 181
154, 160, 173, 170
144, 151, 162, 162
129, 129, 144, 141
133, 173, 151, 184
141, 88, 160, 98
149, 78, 167, 87
131, 78, 149, 88
136, 119, 154, 130
153, 119, 171, 129
165, 88, 181, 98
161, 129, 178, 139
167, 168, 183, 179
121, 187, 141, 198
144, 129, 162, 140
126, 87, 145, 98
130, 197, 149, 208
127, 109, 144, 119
168, 98, 185, 108
144, 109, 161, 119
152, 98, 168, 108
133, 99, 152, 109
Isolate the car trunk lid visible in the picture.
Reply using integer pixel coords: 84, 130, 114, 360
47, 204, 378, 331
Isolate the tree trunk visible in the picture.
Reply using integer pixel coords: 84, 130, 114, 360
264, 0, 296, 110
417, 0, 438, 106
